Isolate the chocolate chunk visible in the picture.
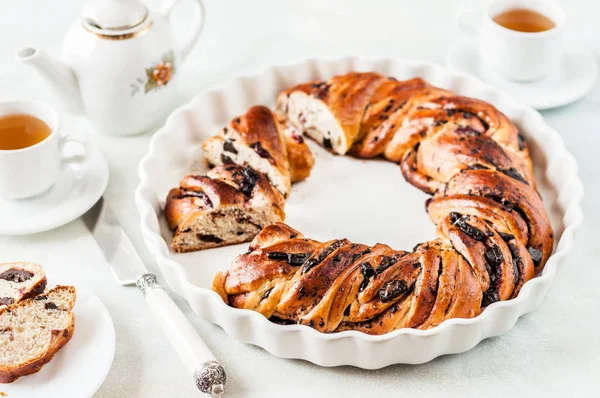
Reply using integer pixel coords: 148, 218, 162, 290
323, 137, 333, 150
351, 249, 371, 263
223, 139, 238, 154
527, 246, 543, 265
359, 262, 374, 292
485, 245, 504, 267
45, 302, 58, 310
498, 232, 515, 241
344, 305, 351, 317
481, 290, 500, 307
197, 234, 223, 243
433, 119, 448, 127
375, 256, 398, 274
449, 212, 461, 224
178, 189, 213, 208
466, 163, 489, 171
301, 240, 346, 274
500, 167, 528, 185
379, 280, 409, 303
0, 297, 14, 306
33, 295, 48, 301
0, 269, 34, 283
446, 109, 456, 117
235, 166, 260, 197
518, 133, 526, 151
455, 125, 481, 136
508, 242, 521, 283
267, 252, 310, 267
452, 216, 485, 241
249, 142, 272, 161
221, 154, 235, 164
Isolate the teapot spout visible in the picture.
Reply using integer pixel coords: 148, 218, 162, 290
16, 47, 83, 113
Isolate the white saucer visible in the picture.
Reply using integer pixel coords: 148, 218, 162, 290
445, 39, 598, 110
1, 289, 116, 397
0, 145, 109, 235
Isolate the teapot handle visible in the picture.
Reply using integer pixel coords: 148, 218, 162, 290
161, 0, 205, 62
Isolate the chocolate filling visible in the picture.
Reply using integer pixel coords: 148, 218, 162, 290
449, 213, 485, 241
482, 245, 504, 307
177, 190, 213, 208
375, 255, 398, 274
527, 246, 543, 266
45, 302, 58, 310
233, 166, 260, 197
266, 252, 311, 267
0, 297, 15, 306
301, 240, 346, 274
249, 141, 272, 161
498, 232, 515, 241
455, 125, 481, 137
323, 137, 333, 150
379, 280, 409, 303
223, 139, 238, 154
359, 262, 375, 292
499, 167, 528, 185
0, 269, 34, 283
197, 234, 223, 243
518, 133, 526, 151
221, 154, 235, 164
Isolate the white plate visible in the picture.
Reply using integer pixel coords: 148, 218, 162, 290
1, 289, 116, 397
135, 57, 584, 368
445, 38, 598, 110
0, 145, 109, 236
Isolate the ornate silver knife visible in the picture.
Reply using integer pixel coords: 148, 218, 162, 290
83, 197, 226, 395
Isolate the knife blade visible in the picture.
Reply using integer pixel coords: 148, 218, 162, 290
83, 197, 227, 395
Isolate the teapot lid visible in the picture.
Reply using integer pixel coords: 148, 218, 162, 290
82, 0, 148, 31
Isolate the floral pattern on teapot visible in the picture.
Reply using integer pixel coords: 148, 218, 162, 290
130, 50, 176, 96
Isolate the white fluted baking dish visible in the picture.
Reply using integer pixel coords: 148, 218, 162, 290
135, 57, 584, 369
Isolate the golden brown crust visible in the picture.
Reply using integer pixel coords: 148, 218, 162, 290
213, 72, 553, 334
281, 72, 387, 150
165, 165, 286, 252
201, 105, 314, 194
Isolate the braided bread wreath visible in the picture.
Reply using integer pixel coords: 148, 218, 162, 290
137, 59, 582, 366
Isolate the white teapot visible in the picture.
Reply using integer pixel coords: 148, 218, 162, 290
17, 0, 205, 136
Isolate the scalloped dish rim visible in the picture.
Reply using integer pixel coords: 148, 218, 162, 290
135, 57, 584, 367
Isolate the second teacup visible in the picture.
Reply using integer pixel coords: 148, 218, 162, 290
459, 0, 566, 81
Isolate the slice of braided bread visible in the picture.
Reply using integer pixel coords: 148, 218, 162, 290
0, 262, 47, 309
0, 286, 76, 383
202, 105, 314, 197
165, 164, 285, 252
277, 72, 387, 155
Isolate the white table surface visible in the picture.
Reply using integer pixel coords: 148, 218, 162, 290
1, 0, 599, 396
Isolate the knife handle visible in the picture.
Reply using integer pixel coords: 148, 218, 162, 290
137, 273, 226, 395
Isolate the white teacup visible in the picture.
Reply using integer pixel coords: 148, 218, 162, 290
459, 0, 566, 81
0, 101, 88, 200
